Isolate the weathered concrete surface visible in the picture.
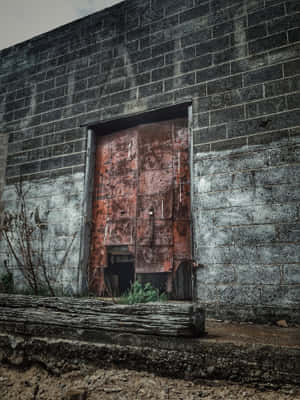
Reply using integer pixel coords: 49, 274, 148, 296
0, 173, 84, 294
194, 132, 300, 322
0, 319, 299, 385
0, 132, 7, 226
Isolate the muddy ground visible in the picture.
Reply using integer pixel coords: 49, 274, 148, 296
0, 364, 299, 400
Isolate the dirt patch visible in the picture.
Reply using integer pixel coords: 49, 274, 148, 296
204, 320, 300, 348
0, 365, 299, 400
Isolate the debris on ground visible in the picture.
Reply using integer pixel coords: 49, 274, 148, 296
276, 320, 289, 328
0, 365, 299, 400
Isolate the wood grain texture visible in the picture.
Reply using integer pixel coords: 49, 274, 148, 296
0, 294, 205, 338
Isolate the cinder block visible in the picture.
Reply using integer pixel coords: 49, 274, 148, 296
231, 54, 268, 74
166, 47, 196, 64
196, 284, 219, 303
152, 40, 177, 57
138, 56, 164, 73
213, 17, 247, 38
244, 65, 282, 86
256, 244, 300, 264
127, 25, 150, 42
181, 29, 211, 47
138, 82, 163, 98
289, 27, 300, 43
164, 0, 194, 15
217, 285, 261, 305
181, 55, 212, 73
236, 265, 281, 285
180, 3, 209, 23
193, 125, 226, 144
197, 64, 229, 83
249, 32, 287, 55
268, 14, 300, 35
246, 23, 267, 41
207, 75, 242, 95
152, 65, 174, 81
248, 4, 285, 26
197, 264, 236, 284
211, 105, 244, 125
165, 73, 195, 91
111, 88, 137, 104
283, 264, 300, 284
246, 96, 286, 118
261, 285, 300, 306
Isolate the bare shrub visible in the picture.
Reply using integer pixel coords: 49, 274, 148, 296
0, 180, 76, 296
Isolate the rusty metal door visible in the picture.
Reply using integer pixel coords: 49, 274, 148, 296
89, 118, 191, 297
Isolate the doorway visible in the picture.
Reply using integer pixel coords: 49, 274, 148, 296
88, 109, 192, 299
104, 246, 134, 297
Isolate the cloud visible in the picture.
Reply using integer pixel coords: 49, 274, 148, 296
0, 0, 122, 50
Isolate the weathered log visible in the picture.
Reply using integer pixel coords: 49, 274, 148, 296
0, 294, 110, 314
0, 294, 205, 338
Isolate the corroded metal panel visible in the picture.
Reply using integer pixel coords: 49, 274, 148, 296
138, 169, 172, 195
137, 220, 173, 246
137, 191, 173, 220
89, 119, 191, 295
89, 128, 138, 293
136, 246, 173, 273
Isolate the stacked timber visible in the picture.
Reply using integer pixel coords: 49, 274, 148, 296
0, 294, 205, 339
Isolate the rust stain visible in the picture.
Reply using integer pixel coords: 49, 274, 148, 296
89, 119, 191, 295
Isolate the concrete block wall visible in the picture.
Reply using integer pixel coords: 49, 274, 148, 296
194, 131, 300, 322
0, 133, 8, 225
0, 173, 83, 293
0, 0, 299, 319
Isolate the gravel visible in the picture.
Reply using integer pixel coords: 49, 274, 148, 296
0, 365, 299, 400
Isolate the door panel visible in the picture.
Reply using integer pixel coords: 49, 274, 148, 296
138, 169, 172, 195
136, 246, 173, 273
89, 118, 191, 297
137, 192, 173, 220
104, 220, 135, 246
137, 219, 173, 246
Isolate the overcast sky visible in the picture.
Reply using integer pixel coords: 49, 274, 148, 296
0, 0, 122, 50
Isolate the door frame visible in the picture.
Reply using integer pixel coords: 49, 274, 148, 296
77, 102, 193, 295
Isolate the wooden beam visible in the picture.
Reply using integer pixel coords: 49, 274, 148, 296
0, 294, 205, 338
